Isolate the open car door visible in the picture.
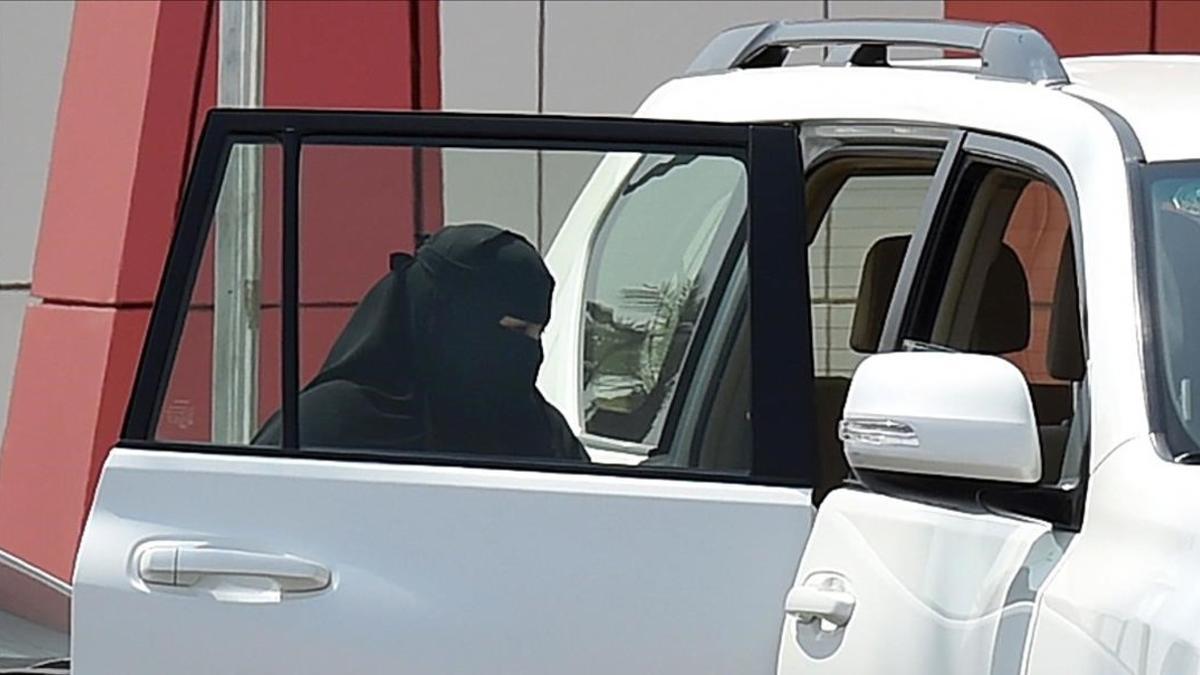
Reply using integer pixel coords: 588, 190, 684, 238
73, 110, 819, 674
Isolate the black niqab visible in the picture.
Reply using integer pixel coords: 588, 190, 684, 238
254, 223, 585, 462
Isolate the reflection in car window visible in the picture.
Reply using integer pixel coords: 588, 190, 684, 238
582, 154, 745, 444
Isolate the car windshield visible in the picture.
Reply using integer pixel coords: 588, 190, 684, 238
0, 549, 70, 671
1142, 161, 1200, 459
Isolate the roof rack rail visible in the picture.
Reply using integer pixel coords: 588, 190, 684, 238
686, 19, 1069, 86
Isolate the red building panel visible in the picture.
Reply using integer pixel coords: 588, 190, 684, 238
946, 0, 1152, 55
31, 0, 212, 305
1155, 0, 1200, 53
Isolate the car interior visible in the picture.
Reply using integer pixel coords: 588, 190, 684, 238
688, 153, 1085, 504
917, 165, 1084, 486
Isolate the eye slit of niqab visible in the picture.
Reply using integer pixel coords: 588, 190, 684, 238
499, 315, 544, 340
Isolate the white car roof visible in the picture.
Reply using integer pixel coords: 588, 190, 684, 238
636, 55, 1200, 164
1062, 55, 1200, 163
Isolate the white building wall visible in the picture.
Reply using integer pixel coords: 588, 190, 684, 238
0, 0, 74, 447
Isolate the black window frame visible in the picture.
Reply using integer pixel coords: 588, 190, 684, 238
121, 109, 816, 488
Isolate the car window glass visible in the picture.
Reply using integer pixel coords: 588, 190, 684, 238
809, 174, 932, 376
998, 182, 1071, 385
581, 154, 745, 446
919, 175, 1074, 385
155, 142, 283, 445
904, 162, 1083, 485
154, 138, 766, 478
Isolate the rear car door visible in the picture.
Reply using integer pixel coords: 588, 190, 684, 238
777, 133, 1089, 674
73, 111, 818, 674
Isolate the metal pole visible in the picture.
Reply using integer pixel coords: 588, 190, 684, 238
212, 0, 264, 444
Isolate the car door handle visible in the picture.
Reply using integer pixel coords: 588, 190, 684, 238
784, 584, 856, 627
137, 544, 331, 593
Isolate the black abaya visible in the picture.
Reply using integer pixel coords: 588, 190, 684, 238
254, 224, 586, 462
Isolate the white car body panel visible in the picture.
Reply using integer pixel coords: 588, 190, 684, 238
1062, 56, 1200, 163
778, 489, 1064, 674
1026, 435, 1200, 675
74, 449, 812, 674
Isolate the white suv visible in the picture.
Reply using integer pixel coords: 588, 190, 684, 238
73, 20, 1200, 675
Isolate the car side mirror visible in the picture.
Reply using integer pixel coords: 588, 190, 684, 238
839, 352, 1041, 483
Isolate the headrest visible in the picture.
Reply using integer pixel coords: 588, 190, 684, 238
850, 235, 909, 353
968, 243, 1030, 355
1047, 235, 1085, 381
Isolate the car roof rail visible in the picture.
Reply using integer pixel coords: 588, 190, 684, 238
686, 19, 1069, 86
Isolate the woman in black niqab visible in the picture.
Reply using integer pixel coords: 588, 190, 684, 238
254, 223, 586, 462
